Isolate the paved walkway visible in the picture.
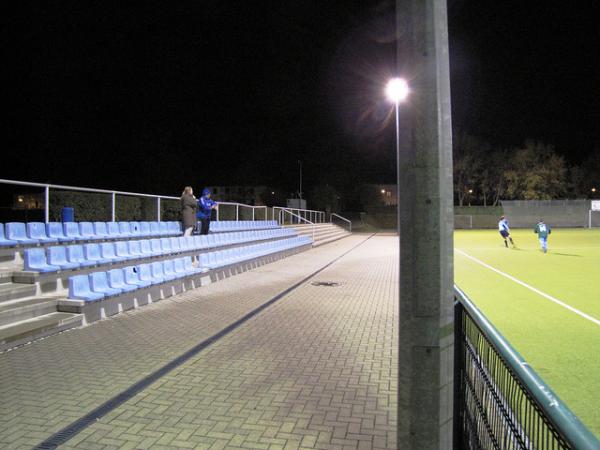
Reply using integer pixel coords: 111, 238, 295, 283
0, 235, 398, 450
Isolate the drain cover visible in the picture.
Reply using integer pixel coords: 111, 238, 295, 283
310, 281, 342, 287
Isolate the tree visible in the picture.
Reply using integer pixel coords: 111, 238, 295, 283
453, 134, 484, 206
504, 141, 568, 200
309, 184, 341, 212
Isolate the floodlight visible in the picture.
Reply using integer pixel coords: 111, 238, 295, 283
386, 78, 409, 104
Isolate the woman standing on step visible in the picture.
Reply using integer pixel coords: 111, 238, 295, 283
181, 186, 197, 236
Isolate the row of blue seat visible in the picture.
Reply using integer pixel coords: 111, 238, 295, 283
68, 236, 312, 302
0, 221, 181, 246
24, 228, 298, 272
68, 258, 206, 301
210, 220, 279, 232
199, 236, 312, 270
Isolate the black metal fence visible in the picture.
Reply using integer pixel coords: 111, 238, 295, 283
453, 287, 600, 450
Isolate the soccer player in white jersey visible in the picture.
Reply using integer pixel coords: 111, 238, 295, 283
498, 215, 515, 248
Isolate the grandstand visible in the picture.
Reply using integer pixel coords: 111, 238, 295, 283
0, 182, 351, 352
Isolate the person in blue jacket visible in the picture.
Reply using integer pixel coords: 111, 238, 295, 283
197, 188, 217, 235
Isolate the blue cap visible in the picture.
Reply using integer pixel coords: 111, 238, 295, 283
202, 188, 211, 196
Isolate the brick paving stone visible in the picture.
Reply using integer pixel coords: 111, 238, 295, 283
1, 235, 398, 449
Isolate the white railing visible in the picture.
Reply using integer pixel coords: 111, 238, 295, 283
215, 202, 268, 221
0, 178, 179, 223
277, 208, 315, 244
272, 206, 326, 224
330, 213, 352, 232
0, 178, 268, 224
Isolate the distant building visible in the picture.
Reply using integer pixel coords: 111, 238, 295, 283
362, 184, 397, 207
13, 193, 43, 210
205, 185, 270, 206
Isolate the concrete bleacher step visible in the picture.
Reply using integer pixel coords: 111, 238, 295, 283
0, 297, 61, 327
0, 282, 37, 303
0, 311, 83, 352
287, 223, 351, 246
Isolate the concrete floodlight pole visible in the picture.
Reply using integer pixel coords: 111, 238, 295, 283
396, 0, 454, 449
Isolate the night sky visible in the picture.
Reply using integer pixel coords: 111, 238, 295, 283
4, 1, 599, 196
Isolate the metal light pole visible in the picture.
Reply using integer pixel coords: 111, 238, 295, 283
298, 160, 303, 202
385, 78, 409, 237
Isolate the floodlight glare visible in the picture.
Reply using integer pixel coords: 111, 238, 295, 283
386, 78, 409, 103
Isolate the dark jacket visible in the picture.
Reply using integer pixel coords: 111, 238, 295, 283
181, 193, 197, 229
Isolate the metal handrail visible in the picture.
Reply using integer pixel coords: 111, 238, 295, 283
272, 206, 326, 224
215, 201, 268, 221
0, 178, 270, 224
278, 208, 315, 244
454, 285, 600, 450
330, 213, 352, 232
0, 178, 179, 223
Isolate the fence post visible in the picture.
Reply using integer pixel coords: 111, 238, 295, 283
236, 204, 239, 221
157, 197, 161, 221
252, 208, 255, 221
111, 192, 116, 222
44, 185, 50, 223
453, 300, 464, 449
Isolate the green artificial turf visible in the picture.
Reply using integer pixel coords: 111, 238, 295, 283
454, 228, 600, 438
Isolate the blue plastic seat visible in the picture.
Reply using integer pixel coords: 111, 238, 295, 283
83, 243, 112, 265
139, 222, 151, 236
128, 221, 142, 236
115, 241, 135, 260
66, 245, 97, 267
106, 222, 122, 238
0, 224, 18, 247
150, 239, 163, 255
79, 222, 97, 240
139, 240, 154, 256
204, 234, 218, 248
169, 237, 181, 252
150, 262, 167, 283
193, 235, 205, 249
45, 222, 71, 242
173, 258, 187, 277
118, 222, 133, 237
92, 222, 110, 238
177, 236, 189, 251
128, 240, 143, 258
186, 256, 206, 273
123, 266, 152, 288
107, 269, 138, 292
69, 275, 105, 301
137, 263, 158, 285
89, 271, 122, 296
100, 242, 127, 263
63, 222, 86, 241
26, 223, 58, 243
47, 246, 80, 270
162, 260, 178, 280
24, 248, 60, 272
6, 222, 39, 244
159, 222, 169, 236
183, 236, 195, 250
149, 222, 161, 236
199, 252, 214, 269
168, 222, 181, 235
160, 238, 172, 254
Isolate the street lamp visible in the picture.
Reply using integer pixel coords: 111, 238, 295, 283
386, 78, 410, 235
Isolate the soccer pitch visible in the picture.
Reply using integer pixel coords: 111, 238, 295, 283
454, 228, 600, 437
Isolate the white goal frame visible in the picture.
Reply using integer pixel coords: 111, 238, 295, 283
589, 200, 600, 228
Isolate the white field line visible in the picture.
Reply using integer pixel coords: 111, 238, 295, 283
456, 249, 600, 327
